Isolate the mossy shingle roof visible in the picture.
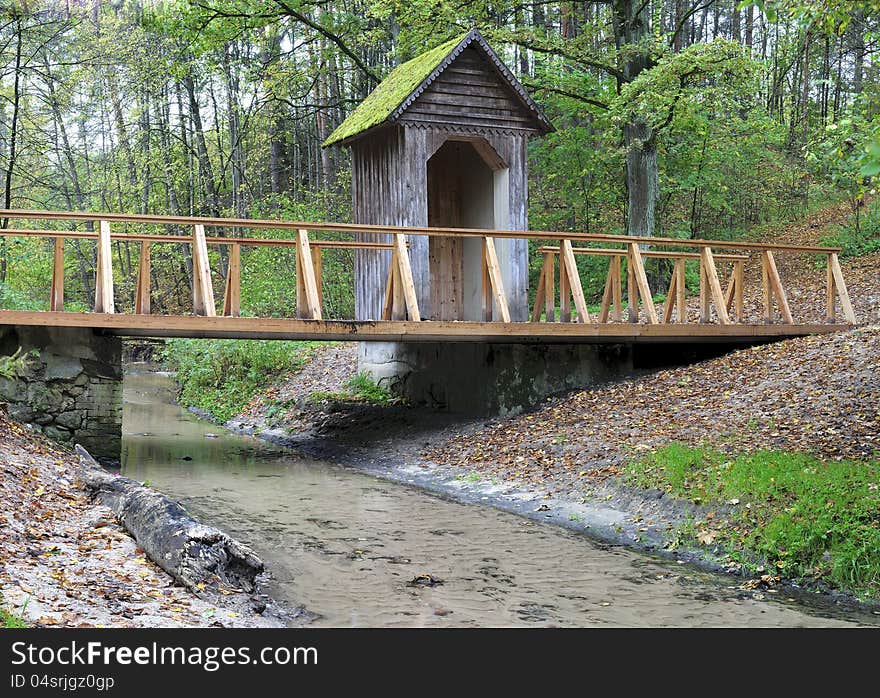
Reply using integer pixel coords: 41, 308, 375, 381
323, 29, 552, 147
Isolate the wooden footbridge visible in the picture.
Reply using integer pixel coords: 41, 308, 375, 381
0, 209, 856, 345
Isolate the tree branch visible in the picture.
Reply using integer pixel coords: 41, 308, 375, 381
515, 38, 628, 83
268, 0, 380, 83
192, 1, 380, 83
669, 0, 717, 48
523, 80, 609, 110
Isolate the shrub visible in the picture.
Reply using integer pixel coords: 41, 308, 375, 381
159, 339, 321, 422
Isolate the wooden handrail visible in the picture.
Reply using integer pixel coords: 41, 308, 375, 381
0, 209, 857, 328
0, 208, 843, 253
0, 228, 397, 250
537, 246, 749, 261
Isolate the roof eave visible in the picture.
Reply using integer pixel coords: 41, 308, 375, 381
323, 120, 395, 148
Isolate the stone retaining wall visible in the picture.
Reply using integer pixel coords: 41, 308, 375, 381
0, 326, 122, 462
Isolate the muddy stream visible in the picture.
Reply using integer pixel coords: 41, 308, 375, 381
120, 368, 876, 627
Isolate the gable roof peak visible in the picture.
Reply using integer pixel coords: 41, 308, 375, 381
323, 28, 552, 147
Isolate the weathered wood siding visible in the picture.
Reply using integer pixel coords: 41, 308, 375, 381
398, 47, 539, 133
352, 126, 428, 320
488, 132, 530, 321
352, 125, 530, 322
351, 54, 539, 322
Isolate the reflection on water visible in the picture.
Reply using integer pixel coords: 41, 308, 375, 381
121, 368, 874, 627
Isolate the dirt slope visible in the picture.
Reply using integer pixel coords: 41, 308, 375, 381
423, 326, 879, 494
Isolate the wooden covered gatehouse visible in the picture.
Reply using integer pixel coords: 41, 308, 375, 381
324, 28, 553, 324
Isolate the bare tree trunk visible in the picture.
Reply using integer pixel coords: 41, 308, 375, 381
673, 0, 684, 52
613, 0, 657, 238
1, 16, 23, 299
183, 72, 221, 215
624, 120, 658, 238
261, 27, 285, 196
732, 1, 741, 42
851, 10, 865, 94
745, 3, 754, 52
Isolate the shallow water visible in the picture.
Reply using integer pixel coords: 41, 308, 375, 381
120, 368, 876, 627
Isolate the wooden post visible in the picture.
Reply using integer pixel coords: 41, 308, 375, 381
761, 252, 773, 323
481, 239, 493, 322
828, 252, 856, 323
559, 251, 570, 322
295, 229, 322, 320
675, 258, 686, 323
531, 258, 547, 322
391, 247, 406, 320
722, 261, 742, 319
484, 236, 511, 323
611, 255, 623, 322
50, 237, 64, 312
134, 241, 151, 315
762, 250, 793, 323
826, 253, 835, 321
627, 253, 638, 322
722, 259, 745, 322
599, 255, 623, 323
662, 262, 677, 324
724, 264, 736, 312
381, 250, 395, 321
627, 243, 657, 324
699, 260, 710, 323
599, 256, 615, 323
700, 247, 731, 325
191, 223, 216, 317
561, 239, 590, 323
222, 242, 241, 317
94, 221, 115, 314
734, 260, 744, 320
394, 233, 420, 322
544, 252, 555, 322
311, 246, 323, 309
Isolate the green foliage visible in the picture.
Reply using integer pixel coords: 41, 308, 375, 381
613, 39, 760, 133
346, 371, 394, 404
308, 371, 394, 405
626, 444, 880, 599
754, 1, 880, 35
0, 347, 36, 380
821, 201, 880, 257
246, 193, 354, 319
0, 592, 26, 629
160, 339, 321, 422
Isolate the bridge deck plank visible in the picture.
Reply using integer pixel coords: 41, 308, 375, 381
0, 311, 849, 344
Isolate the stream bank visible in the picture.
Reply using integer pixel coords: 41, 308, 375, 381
0, 405, 285, 628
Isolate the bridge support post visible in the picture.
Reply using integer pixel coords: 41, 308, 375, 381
0, 326, 122, 463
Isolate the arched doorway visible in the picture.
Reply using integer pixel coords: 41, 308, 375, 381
426, 138, 509, 321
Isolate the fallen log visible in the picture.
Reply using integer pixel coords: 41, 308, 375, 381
75, 444, 264, 601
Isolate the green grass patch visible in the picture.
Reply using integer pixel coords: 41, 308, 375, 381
624, 444, 880, 599
0, 593, 27, 628
346, 372, 394, 405
307, 372, 395, 406
159, 339, 323, 422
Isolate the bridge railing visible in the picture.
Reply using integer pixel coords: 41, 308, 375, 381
0, 209, 857, 326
